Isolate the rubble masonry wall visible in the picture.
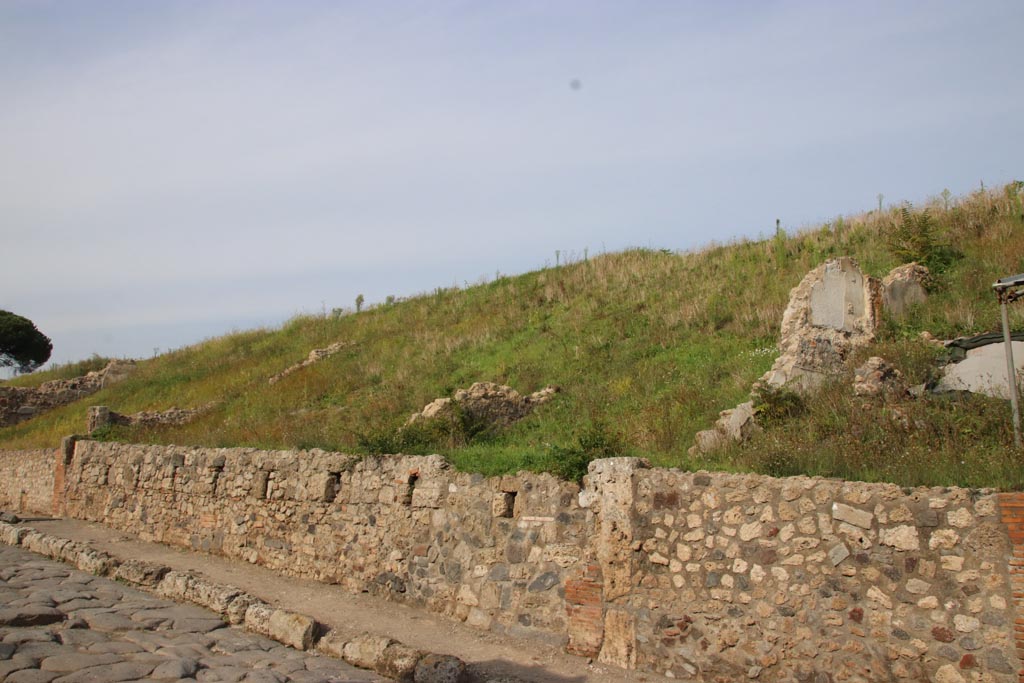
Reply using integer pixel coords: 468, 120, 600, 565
3, 441, 1020, 681
0, 448, 56, 514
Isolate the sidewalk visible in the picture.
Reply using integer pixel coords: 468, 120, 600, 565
18, 518, 645, 683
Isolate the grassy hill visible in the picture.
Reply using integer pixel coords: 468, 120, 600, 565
3, 183, 1024, 488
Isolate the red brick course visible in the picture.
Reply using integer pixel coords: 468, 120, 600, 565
997, 492, 1024, 683
565, 563, 604, 657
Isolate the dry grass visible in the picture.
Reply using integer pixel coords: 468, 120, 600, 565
2, 183, 1023, 487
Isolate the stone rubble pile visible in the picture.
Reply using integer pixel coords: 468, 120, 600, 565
86, 403, 216, 435
269, 342, 351, 385
407, 382, 560, 429
693, 258, 931, 454
852, 356, 909, 397
0, 360, 135, 427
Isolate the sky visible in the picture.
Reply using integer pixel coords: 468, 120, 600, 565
2, 1, 1023, 369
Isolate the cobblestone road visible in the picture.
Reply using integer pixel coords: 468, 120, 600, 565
0, 545, 384, 683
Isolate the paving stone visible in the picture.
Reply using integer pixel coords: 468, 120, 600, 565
0, 607, 65, 627
0, 654, 39, 678
49, 590, 93, 604
7, 669, 63, 683
208, 629, 275, 653
3, 628, 58, 644
151, 657, 200, 679
58, 599, 111, 612
196, 666, 248, 682
282, 672, 334, 683
50, 660, 158, 683
414, 654, 467, 683
55, 630, 108, 647
154, 644, 214, 660
0, 546, 381, 683
80, 613, 146, 633
171, 618, 227, 634
84, 641, 146, 655
40, 652, 123, 672
15, 641, 66, 660
240, 671, 287, 683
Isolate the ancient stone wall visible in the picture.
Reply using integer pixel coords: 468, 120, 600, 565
0, 448, 56, 514
0, 360, 135, 427
59, 441, 588, 647
8, 441, 1022, 681
582, 460, 1018, 681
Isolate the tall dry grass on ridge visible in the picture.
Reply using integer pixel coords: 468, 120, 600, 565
2, 183, 1023, 487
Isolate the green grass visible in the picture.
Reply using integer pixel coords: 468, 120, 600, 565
3, 183, 1024, 488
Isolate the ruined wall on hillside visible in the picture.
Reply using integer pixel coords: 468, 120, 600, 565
0, 448, 56, 514
0, 360, 135, 427
16, 441, 1022, 681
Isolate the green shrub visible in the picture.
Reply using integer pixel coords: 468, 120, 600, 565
550, 421, 625, 483
752, 383, 805, 425
355, 404, 497, 455
885, 206, 962, 275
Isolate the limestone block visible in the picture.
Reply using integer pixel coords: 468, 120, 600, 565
690, 428, 726, 455
852, 357, 907, 397
87, 406, 112, 434
268, 609, 318, 650
929, 529, 960, 550
760, 257, 882, 392
946, 508, 973, 528
879, 525, 920, 551
952, 614, 979, 633
882, 263, 929, 319
224, 593, 261, 625
316, 631, 348, 659
0, 523, 28, 546
380, 642, 426, 682
831, 502, 873, 529
413, 653, 467, 683
598, 609, 637, 670
827, 543, 850, 567
113, 559, 171, 587
243, 602, 275, 637
934, 663, 965, 683
76, 549, 117, 576
342, 633, 395, 669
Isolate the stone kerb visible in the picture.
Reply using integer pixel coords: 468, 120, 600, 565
0, 520, 468, 682
54, 439, 1022, 681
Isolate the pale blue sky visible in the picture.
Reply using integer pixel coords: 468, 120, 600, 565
2, 1, 1023, 367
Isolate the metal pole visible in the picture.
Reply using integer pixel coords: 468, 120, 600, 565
1000, 298, 1022, 449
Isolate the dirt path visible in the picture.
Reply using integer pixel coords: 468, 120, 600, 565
23, 518, 658, 683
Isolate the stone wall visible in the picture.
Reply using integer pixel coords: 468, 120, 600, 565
0, 447, 56, 514
60, 441, 588, 647
583, 460, 1019, 681
14, 441, 1024, 681
0, 360, 135, 427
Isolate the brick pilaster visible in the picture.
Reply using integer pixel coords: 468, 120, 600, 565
997, 493, 1024, 683
565, 563, 604, 657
